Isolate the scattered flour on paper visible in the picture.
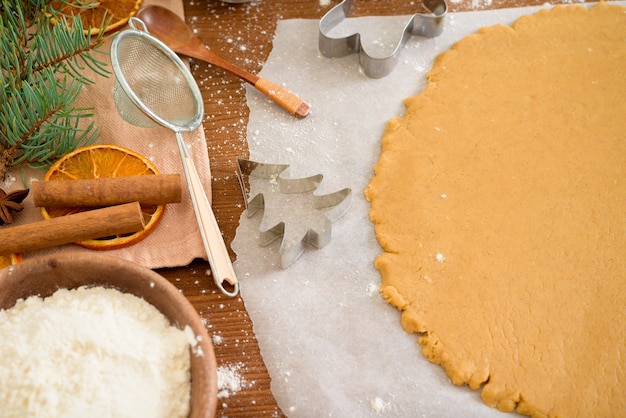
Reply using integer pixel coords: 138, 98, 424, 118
0, 286, 192, 418
366, 282, 379, 297
370, 397, 392, 413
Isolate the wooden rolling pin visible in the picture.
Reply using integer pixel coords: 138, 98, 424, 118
31, 174, 182, 207
0, 202, 145, 255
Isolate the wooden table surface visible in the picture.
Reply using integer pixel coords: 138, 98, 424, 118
158, 0, 589, 416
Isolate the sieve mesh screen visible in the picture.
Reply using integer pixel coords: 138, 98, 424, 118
113, 34, 201, 129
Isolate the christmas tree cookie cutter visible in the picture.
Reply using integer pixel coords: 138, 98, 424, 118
318, 0, 448, 78
236, 158, 352, 268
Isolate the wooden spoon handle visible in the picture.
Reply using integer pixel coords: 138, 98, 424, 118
182, 42, 310, 118
254, 78, 311, 119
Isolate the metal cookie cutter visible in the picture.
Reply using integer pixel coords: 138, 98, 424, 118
236, 158, 352, 268
319, 0, 448, 78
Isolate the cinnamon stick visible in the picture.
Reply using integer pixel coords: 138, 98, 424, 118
0, 202, 145, 255
31, 174, 182, 207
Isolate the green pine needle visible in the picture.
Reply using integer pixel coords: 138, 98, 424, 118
0, 0, 109, 180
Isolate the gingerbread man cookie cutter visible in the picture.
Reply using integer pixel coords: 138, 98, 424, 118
318, 0, 448, 78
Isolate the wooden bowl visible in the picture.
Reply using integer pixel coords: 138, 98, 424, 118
0, 252, 217, 418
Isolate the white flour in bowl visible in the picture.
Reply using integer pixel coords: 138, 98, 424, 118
0, 286, 192, 418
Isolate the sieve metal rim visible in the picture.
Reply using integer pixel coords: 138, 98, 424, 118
110, 17, 204, 133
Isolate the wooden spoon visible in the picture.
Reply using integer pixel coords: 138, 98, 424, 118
137, 5, 311, 118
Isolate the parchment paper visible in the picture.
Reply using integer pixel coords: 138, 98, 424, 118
1, 0, 209, 269
232, 3, 624, 416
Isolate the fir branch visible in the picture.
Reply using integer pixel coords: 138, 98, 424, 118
0, 0, 108, 180
29, 12, 110, 84
0, 68, 98, 174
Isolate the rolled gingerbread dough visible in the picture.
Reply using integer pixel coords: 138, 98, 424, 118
365, 3, 626, 417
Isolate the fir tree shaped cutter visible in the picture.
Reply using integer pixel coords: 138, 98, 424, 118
237, 159, 352, 268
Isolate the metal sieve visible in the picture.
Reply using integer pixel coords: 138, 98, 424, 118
111, 17, 239, 297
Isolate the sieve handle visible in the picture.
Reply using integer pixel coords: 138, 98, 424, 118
175, 133, 239, 297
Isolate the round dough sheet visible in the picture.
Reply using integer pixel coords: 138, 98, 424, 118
365, 3, 626, 417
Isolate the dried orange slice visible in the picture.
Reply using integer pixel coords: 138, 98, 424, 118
0, 253, 22, 270
40, 144, 165, 250
52, 0, 143, 35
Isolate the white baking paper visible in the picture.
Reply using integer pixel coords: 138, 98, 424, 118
232, 3, 623, 416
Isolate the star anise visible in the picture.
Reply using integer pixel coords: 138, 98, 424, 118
0, 188, 29, 225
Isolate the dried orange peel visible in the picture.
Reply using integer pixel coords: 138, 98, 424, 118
40, 144, 165, 250
52, 0, 143, 35
0, 253, 22, 270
